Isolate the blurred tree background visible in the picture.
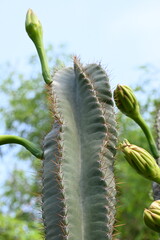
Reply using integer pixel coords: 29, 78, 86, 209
0, 45, 159, 239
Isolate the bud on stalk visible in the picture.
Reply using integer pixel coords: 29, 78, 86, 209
114, 85, 159, 159
120, 140, 160, 183
25, 9, 52, 84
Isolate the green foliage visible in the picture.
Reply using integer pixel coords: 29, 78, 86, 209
0, 213, 41, 240
1, 169, 38, 217
0, 60, 51, 157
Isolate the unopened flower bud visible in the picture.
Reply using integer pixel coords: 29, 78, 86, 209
25, 9, 52, 85
25, 9, 43, 46
119, 140, 160, 183
144, 200, 160, 232
114, 85, 140, 119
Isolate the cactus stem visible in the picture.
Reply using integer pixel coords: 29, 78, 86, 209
133, 114, 159, 159
42, 60, 117, 239
0, 135, 43, 159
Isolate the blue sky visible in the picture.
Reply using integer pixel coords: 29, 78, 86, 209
1, 0, 160, 87
0, 1, 160, 183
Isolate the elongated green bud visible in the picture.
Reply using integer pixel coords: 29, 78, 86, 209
114, 85, 140, 118
119, 140, 160, 183
25, 9, 52, 84
144, 200, 160, 232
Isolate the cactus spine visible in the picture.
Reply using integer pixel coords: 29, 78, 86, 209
42, 58, 117, 239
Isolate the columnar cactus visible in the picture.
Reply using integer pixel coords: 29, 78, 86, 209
42, 58, 117, 239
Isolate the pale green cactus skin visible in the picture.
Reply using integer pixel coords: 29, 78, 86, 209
156, 109, 160, 160
42, 58, 117, 240
153, 109, 160, 200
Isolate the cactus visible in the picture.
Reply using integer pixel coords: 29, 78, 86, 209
1, 8, 160, 239
0, 9, 117, 240
42, 58, 117, 240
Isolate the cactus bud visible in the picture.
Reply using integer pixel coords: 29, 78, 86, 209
25, 9, 52, 84
25, 9, 43, 46
114, 85, 140, 119
144, 200, 160, 232
114, 85, 159, 159
119, 140, 160, 183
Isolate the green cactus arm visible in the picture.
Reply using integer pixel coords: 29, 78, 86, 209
133, 114, 159, 159
0, 135, 43, 159
42, 58, 117, 240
